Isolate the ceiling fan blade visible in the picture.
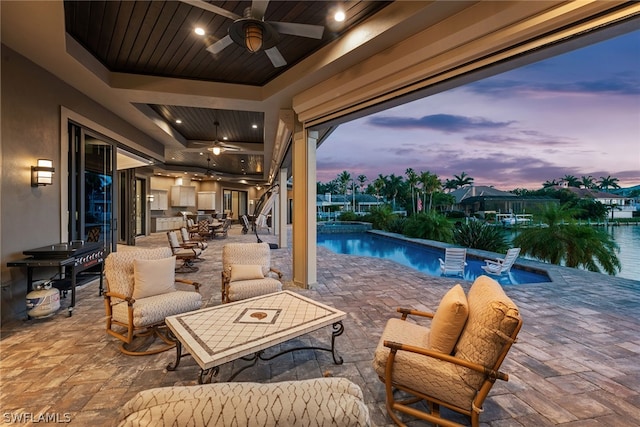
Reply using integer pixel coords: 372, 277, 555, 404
269, 21, 324, 39
206, 35, 234, 55
265, 47, 287, 68
180, 0, 241, 21
251, 0, 269, 20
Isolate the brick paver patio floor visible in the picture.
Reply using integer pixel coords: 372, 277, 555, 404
1, 225, 638, 426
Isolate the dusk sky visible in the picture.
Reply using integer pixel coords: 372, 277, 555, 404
316, 30, 640, 190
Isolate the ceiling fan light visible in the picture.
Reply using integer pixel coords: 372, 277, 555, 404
212, 146, 222, 156
245, 23, 263, 52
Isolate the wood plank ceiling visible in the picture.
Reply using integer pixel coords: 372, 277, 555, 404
63, 1, 391, 181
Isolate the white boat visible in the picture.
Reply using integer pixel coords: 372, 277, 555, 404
496, 213, 533, 226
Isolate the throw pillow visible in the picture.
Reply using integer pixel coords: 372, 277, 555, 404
133, 256, 176, 300
428, 284, 469, 354
230, 264, 265, 281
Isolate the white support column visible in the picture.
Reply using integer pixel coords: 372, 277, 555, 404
278, 167, 288, 248
292, 125, 317, 288
272, 187, 279, 239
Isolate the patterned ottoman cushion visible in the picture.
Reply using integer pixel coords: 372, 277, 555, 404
118, 377, 370, 426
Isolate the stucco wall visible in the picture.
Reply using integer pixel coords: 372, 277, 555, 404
0, 46, 164, 323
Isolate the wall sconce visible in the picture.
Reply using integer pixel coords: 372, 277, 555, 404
31, 159, 55, 187
147, 194, 155, 203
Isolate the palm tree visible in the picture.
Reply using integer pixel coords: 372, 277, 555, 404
419, 171, 441, 212
562, 175, 580, 187
443, 179, 458, 193
385, 174, 404, 211
513, 205, 621, 275
357, 174, 367, 193
325, 179, 339, 194
598, 175, 620, 190
542, 179, 559, 188
337, 170, 352, 211
579, 175, 596, 189
405, 168, 418, 214
373, 175, 386, 202
452, 172, 474, 188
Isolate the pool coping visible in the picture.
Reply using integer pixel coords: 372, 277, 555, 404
366, 230, 562, 285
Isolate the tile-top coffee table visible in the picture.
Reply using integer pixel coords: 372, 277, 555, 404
165, 290, 346, 383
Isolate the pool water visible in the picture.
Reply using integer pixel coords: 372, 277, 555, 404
317, 232, 550, 285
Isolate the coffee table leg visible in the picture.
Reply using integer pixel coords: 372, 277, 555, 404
329, 321, 345, 364
258, 321, 345, 365
166, 339, 183, 371
198, 366, 219, 384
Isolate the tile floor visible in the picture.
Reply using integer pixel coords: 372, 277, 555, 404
1, 224, 639, 426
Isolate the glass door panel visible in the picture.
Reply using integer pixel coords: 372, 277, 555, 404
83, 136, 115, 248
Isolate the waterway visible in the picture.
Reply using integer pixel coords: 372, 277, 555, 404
509, 225, 639, 281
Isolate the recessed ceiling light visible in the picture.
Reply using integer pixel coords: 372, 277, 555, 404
175, 119, 182, 124
334, 11, 346, 22
252, 124, 258, 129
223, 137, 228, 140
194, 27, 205, 36
241, 159, 245, 163
199, 152, 203, 155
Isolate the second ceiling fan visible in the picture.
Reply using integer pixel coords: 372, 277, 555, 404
189, 121, 241, 155
182, 0, 325, 67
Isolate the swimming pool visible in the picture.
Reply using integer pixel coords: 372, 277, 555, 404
317, 232, 551, 284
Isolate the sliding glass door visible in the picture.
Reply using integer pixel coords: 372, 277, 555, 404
223, 189, 248, 220
68, 123, 117, 251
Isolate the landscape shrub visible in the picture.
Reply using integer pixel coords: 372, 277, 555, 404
402, 212, 453, 242
452, 220, 509, 252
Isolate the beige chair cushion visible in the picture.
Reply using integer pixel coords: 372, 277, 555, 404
132, 256, 176, 300
223, 243, 272, 277
372, 317, 476, 409
429, 284, 469, 354
105, 247, 173, 300
112, 291, 202, 327
230, 264, 264, 281
455, 275, 520, 390
118, 377, 370, 427
228, 278, 282, 302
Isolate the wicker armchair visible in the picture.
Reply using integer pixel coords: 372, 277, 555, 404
167, 230, 202, 273
103, 247, 202, 356
213, 218, 232, 238
179, 226, 208, 250
221, 243, 283, 303
373, 276, 522, 426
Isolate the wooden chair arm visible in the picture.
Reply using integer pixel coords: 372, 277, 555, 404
104, 291, 134, 305
397, 307, 435, 320
384, 340, 509, 381
269, 267, 283, 279
175, 278, 201, 292
221, 270, 231, 286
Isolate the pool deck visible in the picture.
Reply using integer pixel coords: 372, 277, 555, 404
1, 226, 638, 426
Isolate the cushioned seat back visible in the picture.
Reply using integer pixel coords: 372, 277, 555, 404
222, 243, 271, 277
105, 247, 173, 300
198, 220, 209, 234
454, 275, 521, 389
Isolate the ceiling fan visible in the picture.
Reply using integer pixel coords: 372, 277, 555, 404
182, 0, 325, 67
189, 121, 242, 155
202, 156, 218, 177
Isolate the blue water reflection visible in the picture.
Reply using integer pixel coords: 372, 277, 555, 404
317, 233, 550, 285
